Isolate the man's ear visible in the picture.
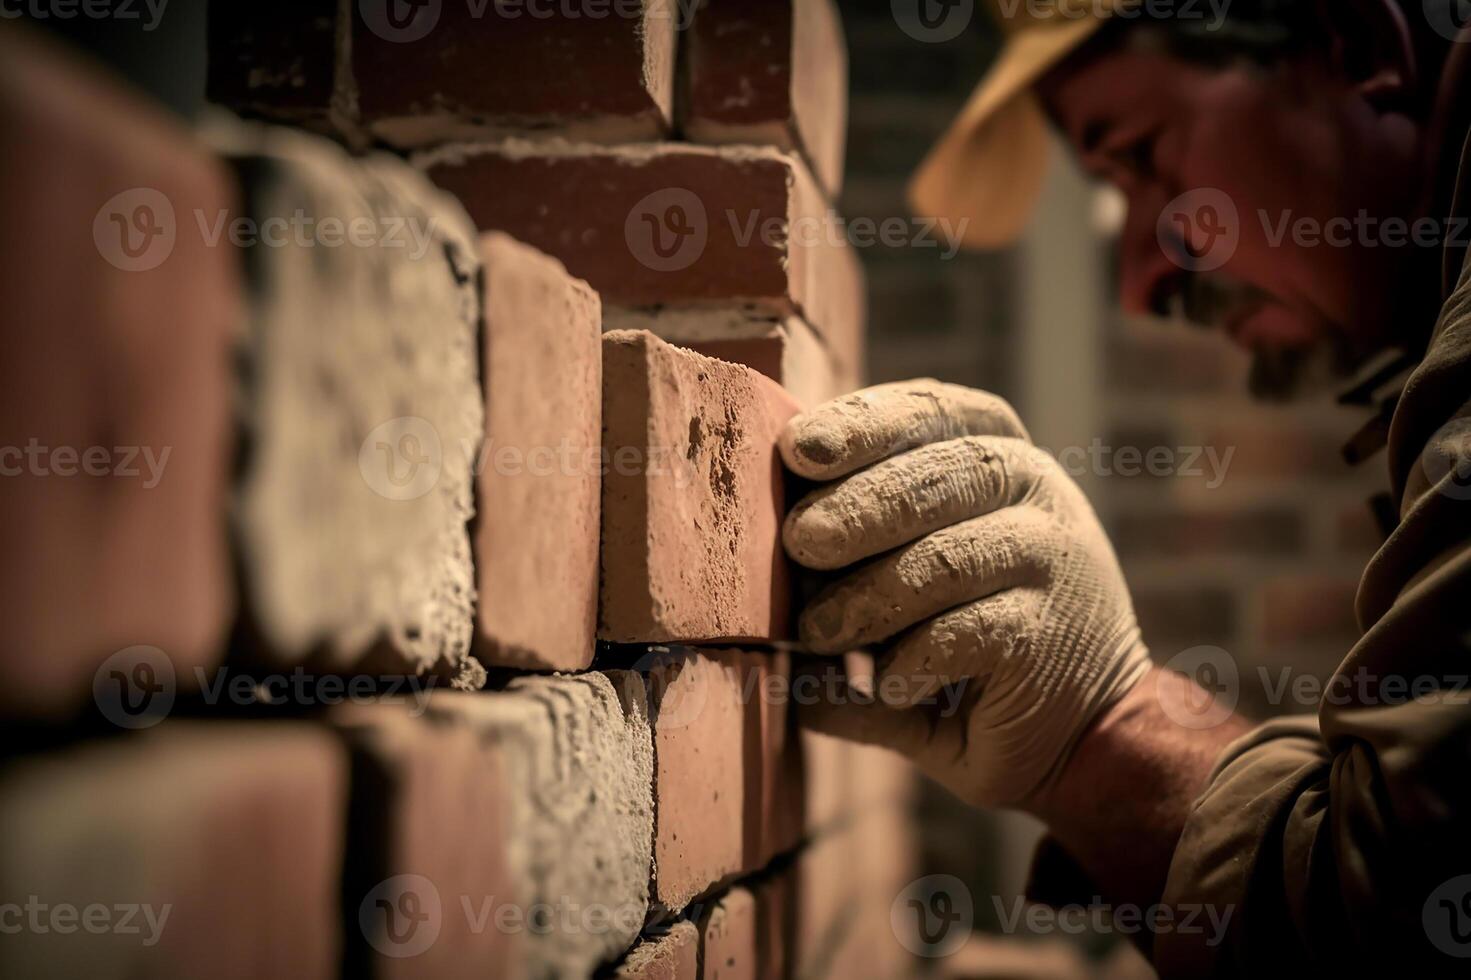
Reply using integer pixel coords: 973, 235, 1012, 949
1316, 0, 1418, 111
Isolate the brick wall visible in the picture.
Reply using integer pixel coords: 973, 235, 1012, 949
1, 6, 920, 979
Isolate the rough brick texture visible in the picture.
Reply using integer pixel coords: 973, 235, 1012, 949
600, 331, 801, 643
616, 921, 699, 980
418, 140, 866, 362
606, 311, 860, 411
208, 1, 677, 148
0, 725, 343, 979
698, 888, 758, 980
0, 28, 239, 720
335, 674, 654, 979
643, 649, 803, 912
474, 232, 603, 671
210, 120, 486, 686
684, 0, 849, 196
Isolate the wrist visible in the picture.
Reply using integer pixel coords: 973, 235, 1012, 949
1031, 666, 1253, 910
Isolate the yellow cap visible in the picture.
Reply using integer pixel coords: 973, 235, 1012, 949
908, 0, 1138, 248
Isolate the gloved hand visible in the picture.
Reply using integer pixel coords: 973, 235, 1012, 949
781, 379, 1152, 811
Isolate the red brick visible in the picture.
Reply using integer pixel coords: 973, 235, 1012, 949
0, 725, 342, 979
206, 1, 341, 136
1109, 507, 1304, 559
353, 2, 677, 147
643, 649, 803, 912
419, 141, 865, 362
616, 921, 699, 980
684, 0, 849, 196
600, 331, 801, 643
678, 315, 860, 410
0, 28, 239, 720
474, 232, 602, 671
334, 673, 653, 979
207, 2, 678, 148
1258, 575, 1363, 646
698, 888, 758, 980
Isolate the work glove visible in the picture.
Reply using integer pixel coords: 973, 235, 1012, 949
781, 380, 1152, 811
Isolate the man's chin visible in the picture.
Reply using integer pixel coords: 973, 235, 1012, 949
1247, 342, 1359, 403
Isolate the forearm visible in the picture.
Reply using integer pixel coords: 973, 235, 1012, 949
1031, 666, 1254, 916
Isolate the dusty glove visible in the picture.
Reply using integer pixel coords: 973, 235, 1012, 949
781, 379, 1152, 810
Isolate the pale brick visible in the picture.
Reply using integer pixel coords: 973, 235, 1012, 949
684, 0, 849, 196
0, 28, 239, 720
600, 331, 800, 643
334, 673, 653, 979
643, 649, 803, 912
208, 2, 677, 147
0, 725, 343, 979
616, 921, 699, 980
474, 232, 602, 671
208, 120, 486, 685
418, 140, 866, 363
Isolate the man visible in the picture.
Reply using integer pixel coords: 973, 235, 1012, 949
786, 0, 1471, 973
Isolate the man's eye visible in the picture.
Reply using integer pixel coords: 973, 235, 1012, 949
1122, 135, 1157, 179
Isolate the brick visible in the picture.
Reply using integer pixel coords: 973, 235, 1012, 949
0, 725, 342, 979
698, 888, 758, 980
600, 331, 801, 643
0, 28, 239, 720
683, 0, 849, 196
354, 1, 677, 148
616, 921, 699, 980
643, 649, 803, 912
206, 1, 343, 137
211, 121, 487, 685
334, 673, 653, 979
474, 232, 602, 671
1130, 586, 1237, 648
794, 808, 916, 980
418, 141, 866, 362
1108, 507, 1304, 559
606, 310, 859, 410
208, 2, 677, 148
1258, 575, 1362, 646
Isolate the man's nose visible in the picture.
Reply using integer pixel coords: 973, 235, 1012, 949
1115, 187, 1182, 318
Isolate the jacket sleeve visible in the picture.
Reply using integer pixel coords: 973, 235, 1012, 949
1154, 311, 1471, 976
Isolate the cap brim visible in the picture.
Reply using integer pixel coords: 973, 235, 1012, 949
907, 17, 1105, 250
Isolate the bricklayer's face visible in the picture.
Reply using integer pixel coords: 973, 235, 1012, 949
1036, 33, 1425, 398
